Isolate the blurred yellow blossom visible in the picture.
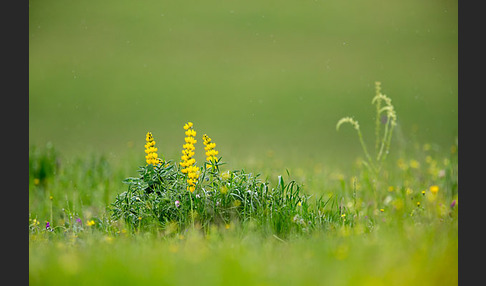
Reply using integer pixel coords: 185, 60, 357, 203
221, 171, 231, 180
430, 185, 439, 194
409, 159, 420, 169
397, 158, 408, 170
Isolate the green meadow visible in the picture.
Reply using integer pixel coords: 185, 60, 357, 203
29, 0, 458, 285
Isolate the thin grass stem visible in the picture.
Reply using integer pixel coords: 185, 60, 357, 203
376, 117, 390, 162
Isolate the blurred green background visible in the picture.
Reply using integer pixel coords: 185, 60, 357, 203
29, 0, 458, 170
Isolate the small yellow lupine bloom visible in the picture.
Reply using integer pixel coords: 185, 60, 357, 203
203, 134, 219, 169
180, 122, 199, 192
145, 132, 162, 166
183, 122, 193, 130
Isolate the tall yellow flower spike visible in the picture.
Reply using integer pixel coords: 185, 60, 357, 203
180, 122, 199, 192
203, 134, 219, 169
145, 132, 161, 167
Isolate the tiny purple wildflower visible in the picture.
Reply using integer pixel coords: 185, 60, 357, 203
76, 218, 82, 224
175, 200, 180, 208
46, 221, 51, 230
450, 200, 456, 209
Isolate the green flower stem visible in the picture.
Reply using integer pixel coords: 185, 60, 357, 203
374, 81, 382, 154
189, 190, 195, 228
376, 117, 390, 163
356, 128, 376, 172
381, 125, 394, 163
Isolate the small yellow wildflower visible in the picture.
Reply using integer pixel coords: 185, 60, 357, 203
429, 185, 439, 194
380, 208, 384, 212
297, 201, 302, 207
34, 178, 40, 185
388, 186, 394, 192
86, 220, 95, 227
422, 190, 426, 196
416, 201, 421, 207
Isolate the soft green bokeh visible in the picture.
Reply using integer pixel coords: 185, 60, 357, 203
29, 0, 458, 169
29, 219, 458, 286
29, 2, 458, 285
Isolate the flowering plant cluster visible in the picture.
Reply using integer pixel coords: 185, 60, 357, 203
110, 122, 315, 235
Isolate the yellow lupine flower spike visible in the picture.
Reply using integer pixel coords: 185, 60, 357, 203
203, 134, 219, 169
180, 122, 199, 192
145, 132, 162, 167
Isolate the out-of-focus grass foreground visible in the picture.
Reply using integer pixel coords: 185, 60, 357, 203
29, 1, 458, 285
